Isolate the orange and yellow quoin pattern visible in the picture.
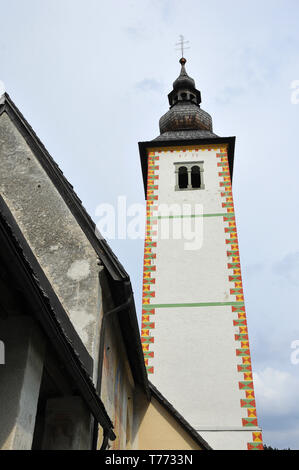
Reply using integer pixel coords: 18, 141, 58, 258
141, 151, 159, 375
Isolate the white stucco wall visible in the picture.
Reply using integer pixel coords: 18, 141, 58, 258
142, 145, 262, 450
0, 112, 102, 367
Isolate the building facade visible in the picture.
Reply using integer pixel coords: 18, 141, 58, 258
0, 92, 210, 451
139, 58, 263, 450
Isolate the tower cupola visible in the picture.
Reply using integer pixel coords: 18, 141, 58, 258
169, 57, 200, 107
157, 57, 216, 140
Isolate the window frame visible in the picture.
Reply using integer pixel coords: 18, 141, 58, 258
174, 161, 205, 191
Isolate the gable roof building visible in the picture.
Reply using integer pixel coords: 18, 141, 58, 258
0, 92, 211, 450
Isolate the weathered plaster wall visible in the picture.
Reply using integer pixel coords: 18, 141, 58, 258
0, 317, 45, 450
100, 314, 135, 450
0, 112, 102, 362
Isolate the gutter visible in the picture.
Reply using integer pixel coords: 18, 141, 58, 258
92, 290, 133, 449
96, 286, 134, 396
92, 276, 151, 449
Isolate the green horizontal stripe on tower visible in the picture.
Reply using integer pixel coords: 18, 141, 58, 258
142, 301, 244, 309
147, 212, 234, 221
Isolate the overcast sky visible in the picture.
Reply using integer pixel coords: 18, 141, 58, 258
1, 0, 299, 449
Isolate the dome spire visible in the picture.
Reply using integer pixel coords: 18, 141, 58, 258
172, 57, 196, 94
155, 48, 217, 140
166, 55, 201, 109
175, 34, 190, 59
172, 36, 196, 93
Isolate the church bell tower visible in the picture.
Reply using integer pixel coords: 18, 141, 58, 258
138, 55, 263, 450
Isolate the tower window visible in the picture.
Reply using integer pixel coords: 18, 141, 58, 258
174, 162, 205, 191
191, 166, 201, 188
178, 166, 188, 189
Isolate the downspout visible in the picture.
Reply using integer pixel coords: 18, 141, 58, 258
92, 282, 134, 450
100, 428, 111, 451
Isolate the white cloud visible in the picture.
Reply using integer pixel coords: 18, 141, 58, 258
135, 78, 163, 93
254, 368, 299, 448
263, 427, 298, 450
254, 368, 299, 417
273, 252, 299, 285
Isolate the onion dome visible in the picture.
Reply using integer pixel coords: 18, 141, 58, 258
173, 57, 196, 90
156, 58, 217, 141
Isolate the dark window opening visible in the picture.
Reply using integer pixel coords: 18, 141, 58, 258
191, 166, 201, 188
181, 92, 187, 100
32, 349, 75, 450
178, 167, 188, 189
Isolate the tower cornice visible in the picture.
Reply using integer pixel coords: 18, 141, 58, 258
138, 136, 236, 198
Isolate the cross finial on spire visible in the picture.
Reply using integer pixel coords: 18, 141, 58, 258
175, 35, 190, 58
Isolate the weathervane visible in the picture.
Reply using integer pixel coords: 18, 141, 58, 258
175, 35, 190, 58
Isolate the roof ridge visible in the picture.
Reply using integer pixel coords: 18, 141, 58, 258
0, 93, 129, 281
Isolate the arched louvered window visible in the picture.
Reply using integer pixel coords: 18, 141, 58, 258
178, 166, 188, 189
174, 161, 205, 191
191, 166, 201, 188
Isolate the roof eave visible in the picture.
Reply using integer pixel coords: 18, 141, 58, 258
0, 92, 150, 400
0, 93, 128, 282
139, 136, 236, 198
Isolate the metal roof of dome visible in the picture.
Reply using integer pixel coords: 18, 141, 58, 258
173, 58, 196, 90
157, 57, 214, 138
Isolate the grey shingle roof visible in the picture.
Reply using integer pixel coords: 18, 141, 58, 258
159, 103, 213, 135
154, 129, 218, 141
159, 58, 214, 136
